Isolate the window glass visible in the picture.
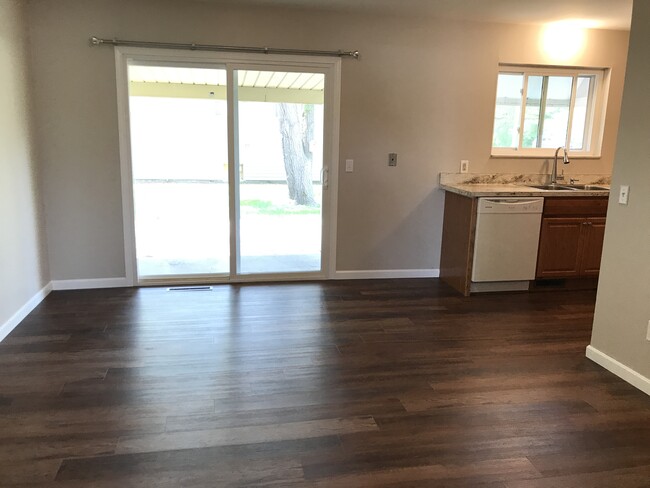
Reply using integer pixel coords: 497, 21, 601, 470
570, 76, 594, 150
522, 76, 543, 148
540, 76, 573, 148
492, 73, 523, 148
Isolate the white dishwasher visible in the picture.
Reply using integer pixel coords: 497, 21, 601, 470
470, 197, 544, 293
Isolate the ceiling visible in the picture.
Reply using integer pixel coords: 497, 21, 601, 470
198, 0, 633, 30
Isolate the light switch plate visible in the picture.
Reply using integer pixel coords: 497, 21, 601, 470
618, 184, 630, 205
388, 153, 397, 166
345, 159, 354, 173
460, 160, 469, 173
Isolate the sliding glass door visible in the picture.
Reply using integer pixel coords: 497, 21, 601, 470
120, 53, 338, 284
235, 70, 325, 274
128, 65, 230, 279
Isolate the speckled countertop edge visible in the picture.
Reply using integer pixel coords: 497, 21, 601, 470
439, 173, 611, 198
439, 183, 610, 198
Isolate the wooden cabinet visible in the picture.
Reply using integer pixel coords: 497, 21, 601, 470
580, 218, 606, 276
536, 218, 584, 278
440, 192, 609, 295
439, 192, 477, 296
536, 198, 608, 279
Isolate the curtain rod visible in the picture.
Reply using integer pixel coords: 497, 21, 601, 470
90, 36, 359, 59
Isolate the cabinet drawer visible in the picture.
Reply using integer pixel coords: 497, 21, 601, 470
543, 197, 608, 217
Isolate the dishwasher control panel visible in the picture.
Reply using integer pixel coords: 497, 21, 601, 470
478, 198, 545, 214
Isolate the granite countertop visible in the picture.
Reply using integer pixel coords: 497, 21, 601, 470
439, 173, 611, 198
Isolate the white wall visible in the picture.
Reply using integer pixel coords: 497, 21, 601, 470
25, 0, 629, 279
0, 0, 50, 334
589, 0, 650, 384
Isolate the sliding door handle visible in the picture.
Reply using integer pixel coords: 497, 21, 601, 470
322, 167, 329, 190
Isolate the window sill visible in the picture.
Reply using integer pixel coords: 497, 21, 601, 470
490, 153, 602, 160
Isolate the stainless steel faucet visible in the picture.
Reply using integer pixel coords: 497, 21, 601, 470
551, 146, 570, 184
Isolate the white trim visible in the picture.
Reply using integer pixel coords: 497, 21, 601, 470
115, 48, 138, 287
326, 59, 341, 279
51, 278, 130, 291
0, 282, 53, 343
586, 345, 650, 397
334, 269, 440, 280
227, 68, 241, 278
138, 271, 326, 286
491, 65, 607, 158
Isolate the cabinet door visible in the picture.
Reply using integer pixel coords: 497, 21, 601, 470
536, 217, 585, 279
579, 217, 606, 277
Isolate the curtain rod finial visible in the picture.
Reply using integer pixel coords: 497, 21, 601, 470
90, 36, 102, 46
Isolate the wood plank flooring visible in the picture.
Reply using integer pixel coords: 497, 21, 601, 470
0, 279, 649, 487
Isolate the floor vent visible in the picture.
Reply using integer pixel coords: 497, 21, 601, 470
167, 286, 214, 292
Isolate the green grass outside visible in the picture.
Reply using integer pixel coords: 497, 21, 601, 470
240, 199, 321, 215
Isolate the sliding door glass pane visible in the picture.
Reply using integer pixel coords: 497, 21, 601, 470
492, 73, 523, 148
570, 76, 594, 151
540, 76, 573, 148
129, 65, 230, 278
236, 70, 324, 274
522, 75, 543, 148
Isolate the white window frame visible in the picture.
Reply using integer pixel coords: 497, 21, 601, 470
114, 47, 341, 286
491, 64, 610, 159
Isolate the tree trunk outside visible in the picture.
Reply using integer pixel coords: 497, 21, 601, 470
276, 103, 317, 207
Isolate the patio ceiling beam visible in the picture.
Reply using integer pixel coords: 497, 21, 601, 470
129, 81, 324, 104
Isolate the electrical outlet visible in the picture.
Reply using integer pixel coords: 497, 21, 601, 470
345, 159, 354, 173
460, 160, 469, 173
646, 320, 650, 341
388, 153, 397, 166
619, 184, 630, 205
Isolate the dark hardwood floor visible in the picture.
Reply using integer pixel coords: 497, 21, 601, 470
1, 279, 649, 487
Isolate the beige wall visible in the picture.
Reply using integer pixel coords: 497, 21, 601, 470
0, 0, 50, 327
26, 0, 629, 278
590, 1, 650, 380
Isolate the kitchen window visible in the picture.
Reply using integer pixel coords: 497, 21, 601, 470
491, 65, 609, 158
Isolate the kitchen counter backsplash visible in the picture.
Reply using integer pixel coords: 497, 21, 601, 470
439, 173, 611, 186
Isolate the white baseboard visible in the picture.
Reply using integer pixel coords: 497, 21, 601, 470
334, 269, 440, 280
0, 282, 53, 343
586, 345, 650, 397
51, 277, 130, 290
